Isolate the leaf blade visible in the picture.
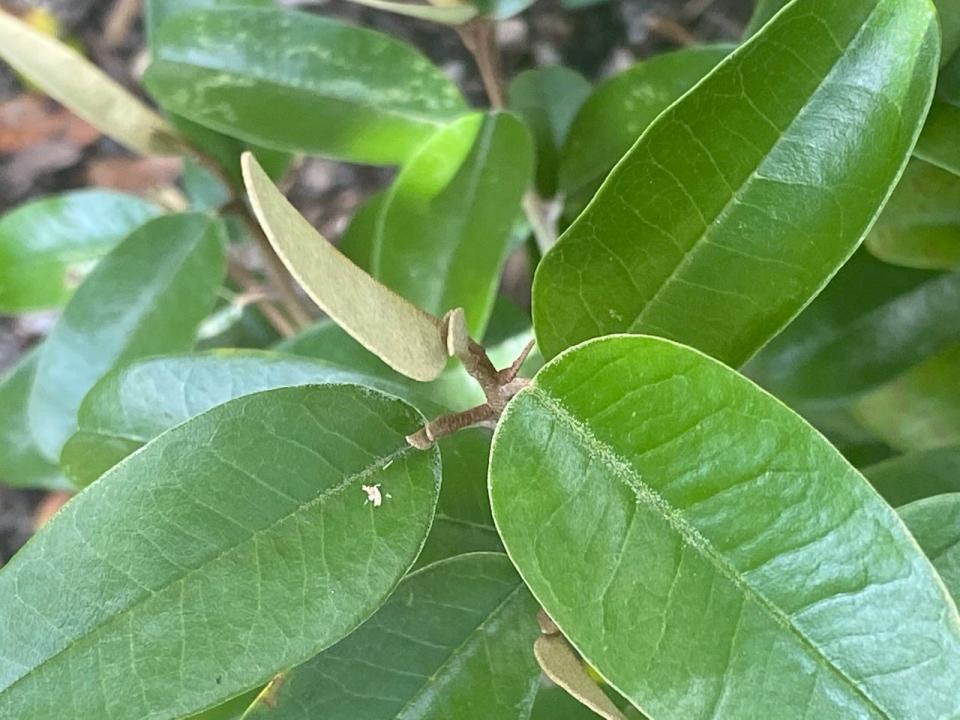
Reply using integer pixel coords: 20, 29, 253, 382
490, 335, 960, 718
533, 0, 940, 364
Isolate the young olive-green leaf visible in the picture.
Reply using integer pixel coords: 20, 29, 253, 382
864, 445, 960, 507
59, 350, 444, 487
27, 213, 226, 461
508, 66, 592, 198
533, 0, 940, 365
0, 190, 159, 312
898, 494, 960, 602
373, 112, 533, 339
854, 344, 960, 452
242, 553, 540, 720
559, 46, 730, 197
490, 335, 960, 719
417, 429, 501, 568
866, 159, 960, 269
144, 8, 467, 164
0, 351, 67, 490
0, 385, 441, 719
743, 250, 960, 403
0, 9, 180, 156
243, 153, 451, 381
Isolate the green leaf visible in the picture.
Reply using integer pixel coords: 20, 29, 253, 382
468, 0, 536, 19
0, 351, 67, 490
372, 112, 532, 338
417, 429, 501, 568
559, 46, 730, 197
60, 350, 444, 487
0, 9, 180, 156
342, 0, 477, 24
533, 0, 940, 365
490, 335, 960, 718
743, 250, 960, 403
27, 213, 227, 461
243, 152, 451, 382
185, 688, 261, 720
145, 8, 467, 164
915, 99, 960, 177
530, 683, 608, 720
854, 344, 960, 452
339, 191, 387, 272
866, 159, 960, 269
508, 66, 592, 197
899, 494, 960, 601
242, 553, 540, 720
0, 385, 441, 720
864, 445, 960, 506
0, 190, 158, 313
145, 0, 275, 43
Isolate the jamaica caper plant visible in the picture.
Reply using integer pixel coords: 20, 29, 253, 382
1, 0, 960, 717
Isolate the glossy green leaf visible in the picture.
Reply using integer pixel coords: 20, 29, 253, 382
866, 159, 960, 269
855, 344, 960, 452
0, 9, 180, 156
899, 494, 960, 601
0, 352, 67, 490
0, 190, 159, 313
508, 66, 592, 197
417, 429, 501, 568
27, 213, 227, 461
145, 8, 467, 164
748, 0, 960, 59
145, 0, 275, 42
60, 350, 443, 487
242, 553, 540, 720
743, 250, 960, 403
373, 112, 533, 338
243, 153, 451, 382
0, 385, 441, 719
559, 46, 730, 196
914, 99, 960, 177
864, 445, 960, 507
533, 0, 940, 365
490, 335, 960, 718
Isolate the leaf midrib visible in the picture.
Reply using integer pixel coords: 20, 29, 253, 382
524, 385, 891, 719
624, 2, 882, 337
0, 442, 417, 703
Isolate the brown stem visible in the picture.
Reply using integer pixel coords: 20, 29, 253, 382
227, 257, 296, 337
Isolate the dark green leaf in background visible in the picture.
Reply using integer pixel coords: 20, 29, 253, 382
508, 66, 592, 198
490, 335, 960, 718
0, 352, 67, 490
864, 445, 960, 506
0, 385, 441, 719
866, 159, 960, 269
417, 429, 501, 568
743, 250, 960, 404
59, 350, 442, 487
339, 190, 387, 272
243, 553, 540, 720
0, 190, 158, 312
145, 8, 467, 164
899, 494, 960, 601
914, 99, 960, 178
468, 0, 536, 20
26, 213, 226, 461
559, 46, 730, 197
373, 112, 533, 338
854, 344, 960, 451
184, 688, 262, 720
533, 0, 940, 364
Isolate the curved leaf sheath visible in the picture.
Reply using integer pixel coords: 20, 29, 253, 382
0, 385, 441, 719
533, 0, 940, 364
490, 335, 960, 719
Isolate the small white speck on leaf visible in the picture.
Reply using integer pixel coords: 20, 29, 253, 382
362, 484, 384, 507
